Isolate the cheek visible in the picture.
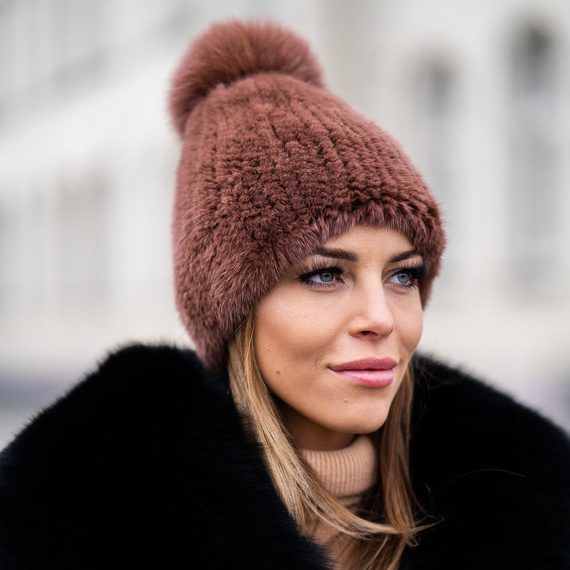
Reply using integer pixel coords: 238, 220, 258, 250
396, 300, 424, 356
254, 295, 311, 372
253, 291, 337, 387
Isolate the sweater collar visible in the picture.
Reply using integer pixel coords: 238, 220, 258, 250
301, 435, 377, 506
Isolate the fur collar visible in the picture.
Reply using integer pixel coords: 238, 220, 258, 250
1, 344, 569, 569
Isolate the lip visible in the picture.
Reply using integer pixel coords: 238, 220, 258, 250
329, 357, 398, 387
331, 357, 398, 372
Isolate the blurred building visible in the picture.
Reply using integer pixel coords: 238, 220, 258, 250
1, 0, 569, 446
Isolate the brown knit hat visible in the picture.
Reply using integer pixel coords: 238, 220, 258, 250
168, 19, 445, 371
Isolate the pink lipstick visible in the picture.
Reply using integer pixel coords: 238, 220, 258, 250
330, 357, 397, 387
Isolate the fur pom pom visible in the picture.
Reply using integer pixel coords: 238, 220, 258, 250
168, 19, 324, 136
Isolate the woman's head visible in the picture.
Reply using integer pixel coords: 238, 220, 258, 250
170, 19, 442, 568
253, 225, 423, 450
168, 19, 445, 371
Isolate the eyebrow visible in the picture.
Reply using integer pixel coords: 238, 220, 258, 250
312, 246, 421, 263
389, 249, 421, 263
313, 246, 358, 261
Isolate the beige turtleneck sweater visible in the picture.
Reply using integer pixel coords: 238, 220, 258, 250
301, 435, 377, 567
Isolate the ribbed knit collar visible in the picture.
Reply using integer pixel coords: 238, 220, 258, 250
301, 435, 377, 508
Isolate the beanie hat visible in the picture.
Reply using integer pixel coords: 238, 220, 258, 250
168, 19, 446, 371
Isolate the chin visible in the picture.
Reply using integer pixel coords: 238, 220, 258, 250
358, 403, 393, 429
338, 414, 390, 436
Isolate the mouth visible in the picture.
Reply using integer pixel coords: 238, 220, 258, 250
329, 357, 397, 387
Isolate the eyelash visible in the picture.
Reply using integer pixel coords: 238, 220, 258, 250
390, 262, 428, 290
296, 261, 428, 290
297, 263, 347, 289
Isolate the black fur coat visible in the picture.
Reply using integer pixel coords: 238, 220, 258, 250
0, 345, 569, 569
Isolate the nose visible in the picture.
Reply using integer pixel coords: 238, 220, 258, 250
347, 282, 395, 339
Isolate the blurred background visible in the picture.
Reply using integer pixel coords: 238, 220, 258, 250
1, 0, 569, 448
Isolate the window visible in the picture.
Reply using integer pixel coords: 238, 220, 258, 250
55, 168, 110, 312
0, 200, 18, 317
417, 60, 462, 274
51, 0, 108, 90
510, 26, 560, 290
0, 0, 18, 127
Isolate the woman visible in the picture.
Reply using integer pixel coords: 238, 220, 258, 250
0, 19, 569, 570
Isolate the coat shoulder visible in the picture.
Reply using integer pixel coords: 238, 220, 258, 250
411, 353, 570, 468
0, 343, 228, 476
0, 344, 329, 570
405, 354, 570, 569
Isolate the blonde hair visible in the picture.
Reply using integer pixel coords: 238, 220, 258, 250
228, 312, 423, 570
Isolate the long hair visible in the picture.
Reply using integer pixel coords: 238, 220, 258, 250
227, 312, 422, 570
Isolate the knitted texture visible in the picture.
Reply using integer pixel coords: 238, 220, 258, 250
301, 435, 377, 561
168, 19, 446, 370
301, 435, 377, 508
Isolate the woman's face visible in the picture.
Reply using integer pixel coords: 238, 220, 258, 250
253, 225, 424, 451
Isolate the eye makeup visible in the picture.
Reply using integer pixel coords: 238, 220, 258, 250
296, 262, 347, 288
388, 260, 428, 289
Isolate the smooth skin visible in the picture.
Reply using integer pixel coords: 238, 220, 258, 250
253, 225, 424, 451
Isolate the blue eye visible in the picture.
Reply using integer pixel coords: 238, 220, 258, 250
312, 271, 335, 283
394, 272, 412, 285
297, 264, 345, 288
388, 263, 427, 289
